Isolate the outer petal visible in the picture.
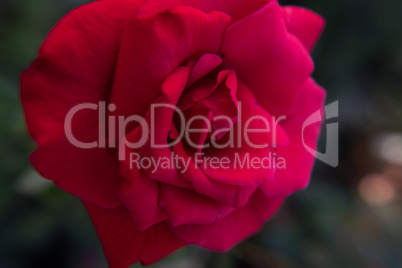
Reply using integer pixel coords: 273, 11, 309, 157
138, 0, 275, 22
83, 203, 143, 268
139, 222, 186, 266
21, 0, 144, 208
117, 67, 192, 228
83, 202, 185, 268
221, 2, 314, 116
192, 172, 258, 208
159, 184, 221, 226
118, 66, 193, 189
261, 78, 326, 197
109, 6, 231, 125
171, 190, 283, 251
118, 165, 167, 231
31, 140, 123, 209
283, 6, 325, 52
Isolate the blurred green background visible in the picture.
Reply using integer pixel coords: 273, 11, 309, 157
1, 0, 402, 267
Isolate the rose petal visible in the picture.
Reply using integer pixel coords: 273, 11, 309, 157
119, 67, 193, 189
31, 140, 122, 209
83, 203, 143, 268
261, 78, 326, 197
192, 172, 258, 207
21, 0, 144, 208
139, 222, 186, 266
138, 0, 275, 22
159, 184, 221, 226
221, 2, 314, 116
177, 78, 217, 111
83, 202, 185, 267
118, 165, 167, 231
283, 6, 325, 52
200, 82, 288, 186
109, 6, 230, 126
169, 134, 259, 208
171, 190, 283, 251
179, 70, 239, 148
187, 53, 223, 87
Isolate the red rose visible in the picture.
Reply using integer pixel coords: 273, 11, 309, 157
21, 0, 326, 267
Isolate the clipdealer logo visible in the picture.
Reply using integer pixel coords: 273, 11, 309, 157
302, 101, 339, 167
